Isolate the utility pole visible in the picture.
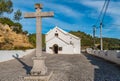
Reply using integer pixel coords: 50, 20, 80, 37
94, 0, 110, 51
100, 22, 103, 50
93, 25, 96, 50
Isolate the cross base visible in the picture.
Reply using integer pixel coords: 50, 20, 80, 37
30, 56, 47, 76
24, 71, 53, 81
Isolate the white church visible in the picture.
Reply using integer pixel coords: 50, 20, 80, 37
45, 26, 81, 54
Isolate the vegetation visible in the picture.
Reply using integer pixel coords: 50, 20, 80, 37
28, 34, 45, 48
28, 31, 120, 50
0, 17, 23, 33
102, 38, 120, 50
0, 0, 23, 34
70, 31, 94, 49
28, 34, 36, 47
70, 31, 120, 50
0, 0, 32, 50
13, 9, 22, 22
0, 0, 13, 17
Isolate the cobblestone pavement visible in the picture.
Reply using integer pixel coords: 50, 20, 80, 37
0, 51, 120, 81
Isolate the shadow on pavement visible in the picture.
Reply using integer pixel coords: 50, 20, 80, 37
13, 54, 32, 74
83, 52, 120, 81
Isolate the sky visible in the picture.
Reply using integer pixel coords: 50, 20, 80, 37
10, 0, 120, 39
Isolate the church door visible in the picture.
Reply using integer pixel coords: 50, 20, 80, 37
53, 44, 58, 54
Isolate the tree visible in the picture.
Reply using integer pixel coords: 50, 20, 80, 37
5, 0, 13, 14
23, 31, 28, 35
28, 34, 36, 47
0, 0, 13, 17
12, 22, 23, 33
28, 34, 46, 48
13, 9, 22, 22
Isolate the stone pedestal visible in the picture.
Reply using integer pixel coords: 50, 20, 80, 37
24, 72, 53, 81
30, 56, 47, 76
23, 56, 53, 81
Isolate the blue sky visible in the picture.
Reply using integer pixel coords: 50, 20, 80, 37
11, 0, 120, 39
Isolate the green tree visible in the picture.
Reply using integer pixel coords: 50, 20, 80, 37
13, 9, 22, 22
28, 34, 36, 47
28, 34, 46, 48
12, 23, 23, 33
0, 17, 14, 26
0, 0, 13, 17
23, 31, 28, 35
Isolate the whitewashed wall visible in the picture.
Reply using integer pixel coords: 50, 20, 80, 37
0, 49, 35, 62
46, 37, 74, 54
46, 27, 81, 54
86, 49, 120, 65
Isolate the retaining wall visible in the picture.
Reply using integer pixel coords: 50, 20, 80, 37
0, 49, 35, 62
86, 49, 120, 65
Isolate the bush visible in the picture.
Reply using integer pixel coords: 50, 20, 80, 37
0, 17, 14, 26
0, 17, 23, 33
14, 46, 34, 50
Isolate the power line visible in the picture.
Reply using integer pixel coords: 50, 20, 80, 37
92, 0, 110, 50
93, 0, 107, 50
100, 0, 110, 50
101, 0, 110, 23
95, 0, 107, 25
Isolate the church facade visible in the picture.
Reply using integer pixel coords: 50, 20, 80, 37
45, 26, 81, 54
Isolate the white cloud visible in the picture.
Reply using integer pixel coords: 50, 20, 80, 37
42, 18, 75, 30
42, 17, 93, 34
80, 1, 104, 11
12, 0, 84, 26
12, 0, 83, 18
80, 1, 120, 29
44, 3, 83, 18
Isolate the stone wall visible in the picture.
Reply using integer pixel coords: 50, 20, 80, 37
86, 49, 120, 65
0, 49, 35, 62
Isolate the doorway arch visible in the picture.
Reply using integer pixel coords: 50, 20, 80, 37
53, 44, 58, 54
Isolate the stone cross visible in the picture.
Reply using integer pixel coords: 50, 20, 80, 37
24, 4, 54, 57
24, 4, 54, 76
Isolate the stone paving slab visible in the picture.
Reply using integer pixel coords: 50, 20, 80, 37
0, 52, 120, 81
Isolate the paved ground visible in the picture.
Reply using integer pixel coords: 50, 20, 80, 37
0, 51, 120, 81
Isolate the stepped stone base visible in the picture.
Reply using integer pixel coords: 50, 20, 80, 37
24, 71, 53, 81
30, 56, 47, 76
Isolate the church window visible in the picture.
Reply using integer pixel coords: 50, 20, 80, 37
49, 47, 52, 49
55, 33, 58, 37
59, 47, 62, 51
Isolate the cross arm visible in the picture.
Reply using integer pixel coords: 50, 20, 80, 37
24, 13, 36, 18
40, 12, 54, 17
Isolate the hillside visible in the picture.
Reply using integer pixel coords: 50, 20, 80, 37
28, 33, 45, 48
28, 31, 120, 50
0, 23, 33, 50
69, 31, 94, 49
70, 31, 120, 50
